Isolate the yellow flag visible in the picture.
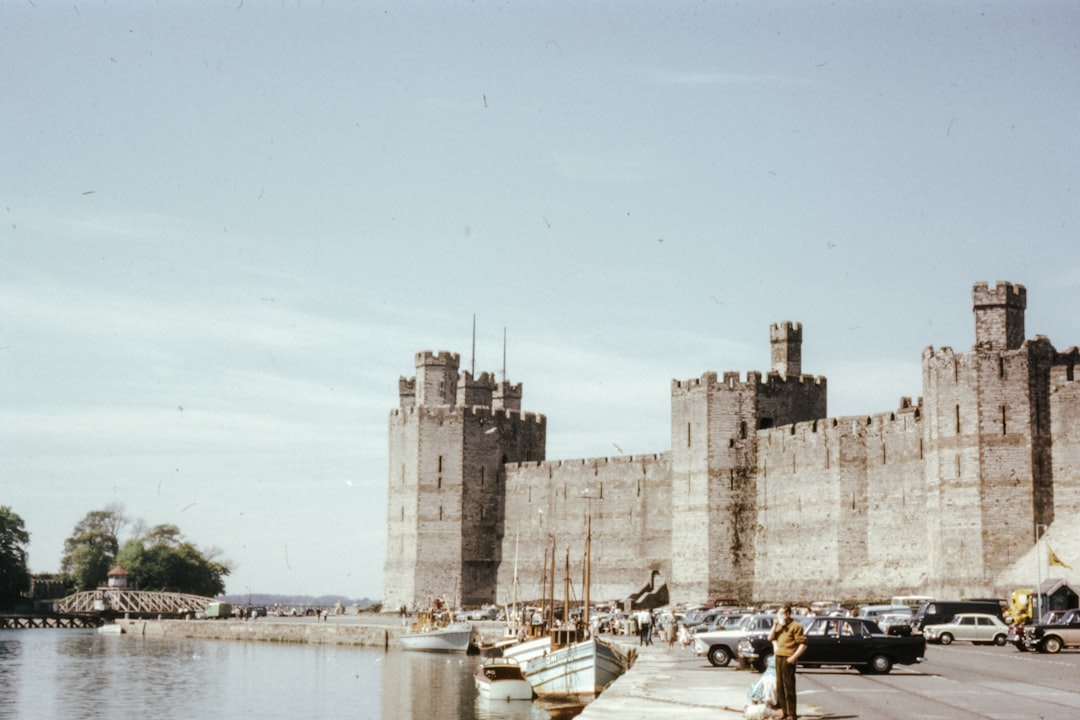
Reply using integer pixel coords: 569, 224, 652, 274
1048, 544, 1073, 571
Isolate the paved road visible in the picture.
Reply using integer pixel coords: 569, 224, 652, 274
581, 637, 1080, 720
798, 643, 1080, 719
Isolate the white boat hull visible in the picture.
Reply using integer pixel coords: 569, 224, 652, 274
474, 664, 533, 701
400, 622, 475, 653
524, 638, 627, 700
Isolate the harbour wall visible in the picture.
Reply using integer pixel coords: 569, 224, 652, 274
110, 618, 510, 650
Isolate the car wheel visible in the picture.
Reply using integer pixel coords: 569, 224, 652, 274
869, 654, 892, 674
939, 633, 953, 645
707, 646, 732, 667
993, 634, 1007, 646
1043, 636, 1063, 654
1013, 642, 1029, 652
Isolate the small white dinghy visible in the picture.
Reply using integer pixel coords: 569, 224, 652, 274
474, 657, 533, 701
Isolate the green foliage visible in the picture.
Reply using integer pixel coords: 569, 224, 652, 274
117, 524, 230, 597
60, 505, 126, 591
0, 506, 31, 606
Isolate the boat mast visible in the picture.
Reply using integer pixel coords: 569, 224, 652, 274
548, 536, 556, 629
584, 513, 591, 635
563, 546, 570, 629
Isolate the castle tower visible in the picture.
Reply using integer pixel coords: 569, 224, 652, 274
923, 281, 1053, 597
415, 351, 460, 406
770, 322, 802, 376
384, 350, 546, 612
973, 282, 1026, 351
669, 322, 826, 604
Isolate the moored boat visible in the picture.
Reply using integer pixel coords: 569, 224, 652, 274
521, 515, 632, 700
400, 610, 476, 653
523, 628, 629, 700
474, 657, 533, 701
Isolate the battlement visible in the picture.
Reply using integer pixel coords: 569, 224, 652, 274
770, 321, 803, 343
415, 350, 461, 368
459, 370, 497, 387
464, 405, 545, 425
504, 452, 668, 471
972, 281, 1027, 310
671, 369, 827, 394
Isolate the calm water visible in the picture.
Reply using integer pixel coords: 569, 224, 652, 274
0, 629, 585, 720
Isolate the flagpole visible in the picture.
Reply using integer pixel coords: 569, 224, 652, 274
1034, 522, 1044, 622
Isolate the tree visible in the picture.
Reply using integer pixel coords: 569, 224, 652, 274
117, 524, 230, 597
0, 506, 31, 607
61, 504, 127, 591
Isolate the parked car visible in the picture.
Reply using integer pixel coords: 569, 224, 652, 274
877, 612, 914, 636
798, 616, 926, 674
911, 600, 1003, 632
1023, 607, 1080, 653
922, 613, 1009, 646
694, 613, 776, 667
689, 610, 747, 635
857, 605, 912, 623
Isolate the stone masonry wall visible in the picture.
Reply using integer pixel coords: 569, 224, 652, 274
498, 453, 672, 607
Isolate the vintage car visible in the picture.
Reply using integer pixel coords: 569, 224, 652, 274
694, 613, 776, 667
800, 617, 925, 674
1023, 608, 1080, 653
922, 613, 1009, 645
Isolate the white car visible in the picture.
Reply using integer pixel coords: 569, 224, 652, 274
923, 613, 1009, 646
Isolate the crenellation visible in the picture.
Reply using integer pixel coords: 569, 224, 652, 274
385, 280, 1080, 610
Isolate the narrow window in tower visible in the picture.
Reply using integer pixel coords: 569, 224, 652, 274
438, 455, 443, 473
480, 466, 485, 486
439, 505, 443, 520
637, 479, 641, 497
600, 482, 604, 499
437, 476, 442, 489
687, 422, 692, 447
999, 356, 1005, 378
1001, 405, 1007, 435
919, 438, 924, 459
882, 443, 887, 465
955, 405, 961, 433
740, 421, 747, 439
955, 455, 961, 477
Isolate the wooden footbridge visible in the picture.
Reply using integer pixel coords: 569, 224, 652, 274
2, 590, 215, 630
57, 589, 214, 618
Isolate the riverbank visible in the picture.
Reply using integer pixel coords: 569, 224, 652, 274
107, 617, 822, 719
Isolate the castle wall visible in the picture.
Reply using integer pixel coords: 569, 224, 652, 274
498, 453, 671, 607
751, 408, 924, 601
385, 282, 1080, 610
1050, 355, 1080, 521
460, 407, 546, 605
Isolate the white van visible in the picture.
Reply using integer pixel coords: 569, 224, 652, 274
891, 595, 935, 611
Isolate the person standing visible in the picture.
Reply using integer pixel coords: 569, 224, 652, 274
768, 604, 807, 720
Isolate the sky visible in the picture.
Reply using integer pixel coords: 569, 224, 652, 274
2, 1, 1078, 601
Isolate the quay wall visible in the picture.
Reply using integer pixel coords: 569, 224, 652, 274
110, 619, 512, 650
114, 619, 405, 649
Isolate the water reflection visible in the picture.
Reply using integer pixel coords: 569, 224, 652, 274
0, 629, 588, 719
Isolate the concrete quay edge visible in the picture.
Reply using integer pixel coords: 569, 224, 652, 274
580, 638, 823, 720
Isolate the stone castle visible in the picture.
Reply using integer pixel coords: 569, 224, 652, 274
383, 282, 1080, 609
